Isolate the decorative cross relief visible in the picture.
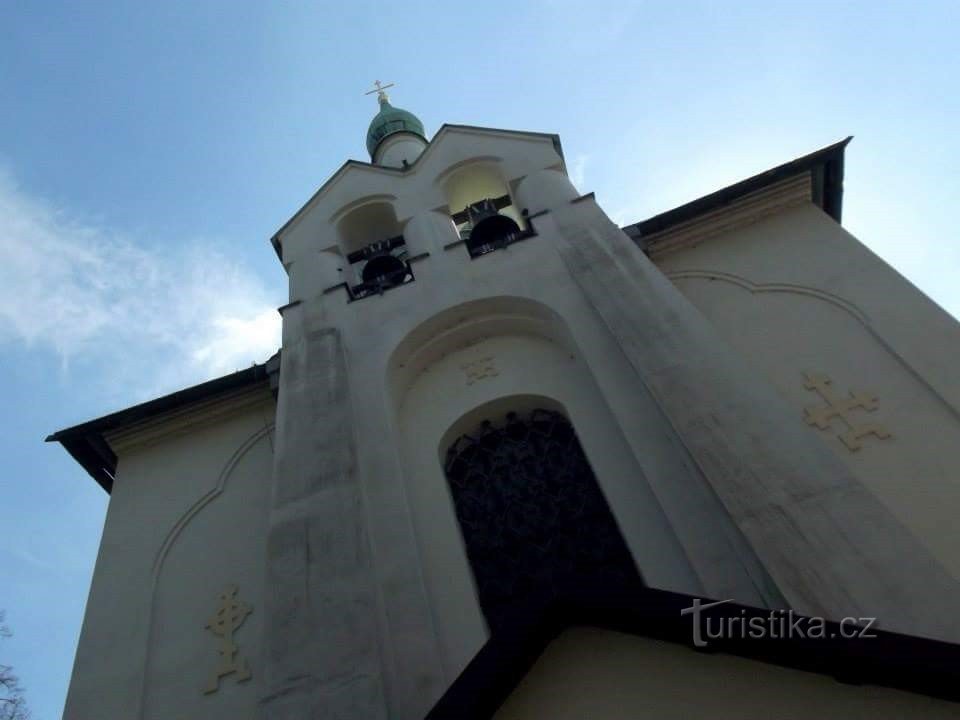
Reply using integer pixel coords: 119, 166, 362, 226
462, 356, 499, 385
802, 372, 892, 451
203, 585, 253, 694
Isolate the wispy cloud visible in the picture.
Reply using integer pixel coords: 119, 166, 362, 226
0, 166, 281, 398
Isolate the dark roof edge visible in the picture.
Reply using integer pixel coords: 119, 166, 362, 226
427, 585, 960, 719
624, 136, 852, 241
47, 357, 277, 493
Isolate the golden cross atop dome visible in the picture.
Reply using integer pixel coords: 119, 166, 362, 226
365, 80, 395, 103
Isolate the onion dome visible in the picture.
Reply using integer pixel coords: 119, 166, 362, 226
366, 95, 427, 160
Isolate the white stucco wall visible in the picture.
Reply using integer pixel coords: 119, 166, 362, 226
656, 202, 960, 579
63, 389, 275, 720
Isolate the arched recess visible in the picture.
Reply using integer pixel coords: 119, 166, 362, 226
140, 426, 274, 720
439, 160, 525, 255
335, 200, 412, 296
387, 297, 691, 682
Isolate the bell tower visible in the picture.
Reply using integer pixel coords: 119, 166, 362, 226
258, 90, 960, 719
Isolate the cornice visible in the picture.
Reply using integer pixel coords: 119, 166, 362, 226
105, 383, 274, 454
646, 172, 812, 260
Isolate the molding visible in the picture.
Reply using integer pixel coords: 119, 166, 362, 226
667, 269, 870, 324
646, 173, 812, 260
150, 423, 274, 577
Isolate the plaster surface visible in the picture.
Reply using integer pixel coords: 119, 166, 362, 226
63, 390, 275, 720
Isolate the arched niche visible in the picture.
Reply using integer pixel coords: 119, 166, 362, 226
440, 161, 523, 249
386, 297, 690, 683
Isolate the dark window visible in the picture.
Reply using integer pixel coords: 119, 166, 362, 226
443, 409, 644, 632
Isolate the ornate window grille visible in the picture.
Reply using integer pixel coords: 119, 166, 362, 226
443, 409, 644, 632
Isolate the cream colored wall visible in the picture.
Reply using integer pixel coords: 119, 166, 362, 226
656, 202, 960, 580
62, 389, 275, 720
494, 627, 959, 719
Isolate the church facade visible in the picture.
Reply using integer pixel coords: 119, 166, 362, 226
50, 92, 960, 718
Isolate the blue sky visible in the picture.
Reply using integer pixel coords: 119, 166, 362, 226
1, 1, 958, 717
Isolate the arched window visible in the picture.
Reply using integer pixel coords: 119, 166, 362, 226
336, 201, 413, 299
443, 409, 643, 632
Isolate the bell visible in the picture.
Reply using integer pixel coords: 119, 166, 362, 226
467, 214, 523, 257
362, 253, 407, 285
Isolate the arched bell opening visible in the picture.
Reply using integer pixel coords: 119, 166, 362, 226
335, 200, 414, 299
442, 162, 531, 258
442, 407, 645, 633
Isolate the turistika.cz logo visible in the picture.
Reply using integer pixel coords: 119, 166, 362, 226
680, 599, 877, 648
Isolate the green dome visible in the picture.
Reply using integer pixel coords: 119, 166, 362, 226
366, 99, 426, 159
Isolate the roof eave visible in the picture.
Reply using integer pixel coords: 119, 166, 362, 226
47, 359, 276, 494
624, 136, 852, 240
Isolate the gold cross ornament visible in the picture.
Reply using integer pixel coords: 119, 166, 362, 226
203, 585, 253, 694
365, 80, 395, 103
802, 372, 892, 451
